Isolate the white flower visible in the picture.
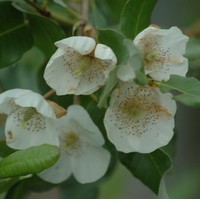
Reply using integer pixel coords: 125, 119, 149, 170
117, 64, 136, 82
38, 105, 111, 184
134, 26, 189, 81
104, 82, 176, 153
44, 36, 117, 95
0, 89, 60, 149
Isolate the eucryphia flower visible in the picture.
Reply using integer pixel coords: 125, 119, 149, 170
134, 26, 189, 81
38, 105, 111, 184
104, 82, 176, 153
44, 36, 117, 95
0, 89, 61, 149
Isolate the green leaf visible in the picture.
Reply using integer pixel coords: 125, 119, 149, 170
0, 177, 18, 194
185, 37, 200, 61
159, 75, 200, 107
27, 14, 65, 59
98, 69, 118, 108
119, 149, 172, 194
0, 47, 46, 92
0, 1, 33, 68
0, 140, 15, 158
0, 144, 60, 178
120, 0, 157, 39
98, 29, 128, 64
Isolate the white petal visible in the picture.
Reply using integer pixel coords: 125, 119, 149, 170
71, 145, 110, 183
38, 154, 72, 184
14, 91, 56, 119
104, 82, 176, 153
94, 44, 117, 65
0, 89, 32, 114
55, 36, 96, 55
5, 111, 59, 149
59, 105, 104, 146
134, 26, 189, 81
117, 65, 136, 82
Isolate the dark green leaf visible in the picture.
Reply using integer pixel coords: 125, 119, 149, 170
0, 144, 60, 178
120, 0, 157, 38
0, 1, 33, 68
27, 14, 65, 59
119, 149, 172, 194
0, 177, 18, 194
0, 47, 46, 92
159, 75, 200, 107
98, 29, 128, 64
185, 37, 200, 61
0, 140, 15, 158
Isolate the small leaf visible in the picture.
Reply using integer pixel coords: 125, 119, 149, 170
98, 69, 118, 108
0, 2, 33, 68
120, 0, 157, 39
159, 75, 200, 107
98, 29, 128, 64
0, 144, 60, 178
119, 149, 172, 194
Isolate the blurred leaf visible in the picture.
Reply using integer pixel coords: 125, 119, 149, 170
0, 177, 18, 194
0, 140, 15, 158
98, 69, 118, 108
119, 149, 172, 194
98, 29, 128, 64
185, 37, 200, 61
0, 1, 33, 68
59, 177, 98, 198
159, 75, 200, 107
27, 14, 65, 59
0, 144, 60, 178
90, 0, 127, 28
0, 47, 46, 92
120, 0, 157, 39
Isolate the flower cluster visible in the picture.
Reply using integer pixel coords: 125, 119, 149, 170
0, 26, 188, 184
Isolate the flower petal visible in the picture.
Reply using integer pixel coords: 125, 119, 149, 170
14, 91, 56, 119
0, 89, 32, 114
59, 105, 105, 146
55, 36, 96, 55
94, 43, 117, 66
5, 111, 59, 149
134, 26, 189, 81
117, 64, 136, 82
71, 145, 110, 183
38, 154, 72, 184
104, 82, 176, 153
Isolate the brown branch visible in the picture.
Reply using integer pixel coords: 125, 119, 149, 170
43, 89, 56, 99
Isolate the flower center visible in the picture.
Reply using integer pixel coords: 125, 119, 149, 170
60, 131, 81, 155
75, 56, 92, 76
145, 52, 157, 64
20, 108, 38, 128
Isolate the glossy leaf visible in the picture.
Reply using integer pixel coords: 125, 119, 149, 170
98, 29, 128, 64
0, 1, 33, 68
120, 0, 157, 39
159, 75, 200, 107
0, 144, 60, 178
119, 149, 172, 194
27, 14, 65, 59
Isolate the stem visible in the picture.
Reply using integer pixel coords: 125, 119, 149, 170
43, 89, 56, 99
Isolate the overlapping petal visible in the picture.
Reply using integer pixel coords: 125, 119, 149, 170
38, 105, 111, 184
134, 26, 189, 81
44, 36, 117, 95
104, 82, 176, 153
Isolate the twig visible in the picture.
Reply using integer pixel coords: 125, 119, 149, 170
43, 89, 56, 99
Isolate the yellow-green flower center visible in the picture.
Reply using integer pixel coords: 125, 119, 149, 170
75, 56, 92, 76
